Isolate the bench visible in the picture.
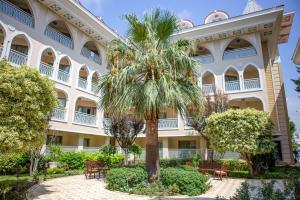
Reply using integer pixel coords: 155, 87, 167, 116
198, 161, 228, 180
84, 160, 109, 179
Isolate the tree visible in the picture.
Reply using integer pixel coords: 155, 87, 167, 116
104, 115, 144, 165
289, 120, 299, 151
292, 66, 300, 94
205, 108, 275, 176
98, 9, 202, 181
0, 60, 57, 153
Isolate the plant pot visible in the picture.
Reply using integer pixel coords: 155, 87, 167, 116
48, 162, 57, 169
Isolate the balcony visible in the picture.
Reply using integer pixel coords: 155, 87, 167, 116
225, 80, 240, 92
158, 118, 178, 130
202, 84, 214, 94
223, 47, 257, 60
83, 147, 99, 152
44, 26, 73, 49
184, 117, 193, 129
51, 108, 65, 121
244, 78, 260, 90
168, 149, 202, 159
8, 49, 27, 66
91, 83, 98, 93
0, 45, 3, 56
74, 111, 96, 126
39, 62, 53, 77
81, 47, 101, 64
194, 54, 214, 64
78, 77, 88, 89
0, 0, 34, 27
57, 69, 70, 83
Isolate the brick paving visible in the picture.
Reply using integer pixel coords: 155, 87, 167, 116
28, 175, 282, 200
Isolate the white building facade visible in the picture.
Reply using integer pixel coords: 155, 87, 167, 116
0, 0, 294, 163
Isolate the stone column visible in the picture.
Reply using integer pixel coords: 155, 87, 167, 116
162, 137, 169, 159
77, 134, 84, 151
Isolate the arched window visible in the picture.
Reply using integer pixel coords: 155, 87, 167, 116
45, 20, 73, 49
8, 34, 30, 66
52, 89, 67, 121
78, 66, 89, 90
91, 72, 99, 93
202, 71, 215, 94
191, 45, 214, 64
81, 41, 101, 64
224, 68, 240, 92
57, 56, 71, 82
74, 97, 97, 126
223, 38, 257, 60
1, 0, 34, 27
229, 97, 263, 110
243, 65, 260, 90
39, 48, 55, 77
0, 25, 5, 57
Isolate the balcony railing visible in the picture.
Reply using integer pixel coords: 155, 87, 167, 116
0, 45, 3, 56
168, 149, 202, 159
57, 69, 70, 83
39, 62, 53, 77
91, 82, 98, 93
194, 54, 214, 64
244, 78, 260, 90
158, 118, 178, 130
202, 84, 214, 94
83, 147, 99, 152
8, 49, 27, 66
78, 77, 88, 89
74, 111, 96, 126
184, 117, 193, 129
0, 0, 34, 27
51, 107, 65, 121
225, 80, 240, 92
44, 26, 73, 49
81, 47, 101, 64
223, 47, 257, 60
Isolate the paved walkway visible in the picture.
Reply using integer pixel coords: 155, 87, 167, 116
27, 175, 283, 200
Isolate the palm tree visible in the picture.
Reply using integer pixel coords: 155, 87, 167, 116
98, 9, 202, 181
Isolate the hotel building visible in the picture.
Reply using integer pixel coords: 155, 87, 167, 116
0, 0, 294, 163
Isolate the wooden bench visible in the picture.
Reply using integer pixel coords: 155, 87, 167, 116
197, 161, 228, 180
84, 160, 109, 179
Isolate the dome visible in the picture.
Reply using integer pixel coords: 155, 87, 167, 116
204, 10, 229, 24
177, 19, 194, 31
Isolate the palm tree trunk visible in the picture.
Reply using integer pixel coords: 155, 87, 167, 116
145, 118, 160, 182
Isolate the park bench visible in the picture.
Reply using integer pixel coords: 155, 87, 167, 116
84, 160, 109, 179
197, 160, 228, 180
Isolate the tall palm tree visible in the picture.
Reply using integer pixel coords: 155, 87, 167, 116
98, 9, 202, 181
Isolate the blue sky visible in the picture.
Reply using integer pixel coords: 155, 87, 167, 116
81, 0, 300, 131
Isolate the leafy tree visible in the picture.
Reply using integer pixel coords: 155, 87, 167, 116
205, 109, 275, 176
289, 120, 299, 151
104, 115, 144, 165
292, 66, 300, 94
0, 60, 57, 153
98, 9, 202, 181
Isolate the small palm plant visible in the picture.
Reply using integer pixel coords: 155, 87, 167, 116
98, 9, 202, 181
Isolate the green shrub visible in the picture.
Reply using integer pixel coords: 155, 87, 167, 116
0, 153, 30, 175
130, 182, 179, 196
160, 158, 187, 168
100, 145, 116, 155
227, 171, 252, 179
58, 152, 86, 170
161, 167, 209, 196
47, 168, 64, 175
106, 167, 147, 192
98, 154, 124, 167
129, 144, 142, 157
48, 144, 62, 162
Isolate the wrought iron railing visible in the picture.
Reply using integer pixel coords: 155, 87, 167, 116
168, 149, 202, 159
0, 0, 34, 27
39, 62, 53, 77
51, 107, 65, 121
202, 84, 214, 94
44, 26, 73, 49
158, 118, 178, 130
78, 77, 88, 89
81, 47, 101, 64
244, 78, 260, 90
74, 111, 96, 126
225, 80, 240, 91
57, 69, 70, 82
91, 82, 98, 93
8, 49, 27, 66
184, 117, 193, 129
194, 54, 214, 64
223, 47, 257, 60
82, 147, 99, 152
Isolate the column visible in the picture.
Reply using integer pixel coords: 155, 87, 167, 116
77, 134, 84, 151
104, 137, 110, 145
162, 137, 169, 159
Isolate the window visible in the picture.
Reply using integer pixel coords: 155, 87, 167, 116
178, 141, 196, 149
46, 135, 62, 145
83, 138, 90, 147
225, 75, 238, 81
58, 98, 66, 107
77, 106, 96, 115
158, 111, 167, 119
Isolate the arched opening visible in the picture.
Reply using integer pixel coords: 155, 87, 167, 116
58, 56, 71, 82
229, 97, 263, 110
91, 72, 99, 93
191, 45, 214, 64
45, 20, 73, 49
223, 38, 257, 60
81, 41, 101, 64
39, 48, 55, 77
52, 90, 67, 121
1, 0, 34, 27
0, 25, 5, 56
74, 97, 97, 126
8, 34, 29, 66
78, 66, 89, 89
158, 108, 178, 130
243, 65, 260, 90
202, 71, 215, 94
224, 68, 240, 92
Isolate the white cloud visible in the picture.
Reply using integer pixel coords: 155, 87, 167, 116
177, 9, 192, 19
